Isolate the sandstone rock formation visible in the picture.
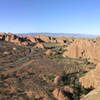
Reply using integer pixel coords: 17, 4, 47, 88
54, 75, 61, 85
79, 63, 100, 88
26, 35, 38, 43
35, 43, 45, 49
80, 86, 100, 100
0, 33, 75, 47
0, 33, 32, 46
53, 88, 70, 100
35, 34, 57, 43
12, 47, 16, 51
63, 86, 74, 94
3, 51, 10, 55
56, 37, 74, 44
35, 34, 74, 44
63, 38, 100, 63
45, 49, 53, 56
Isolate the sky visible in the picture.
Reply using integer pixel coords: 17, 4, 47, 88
0, 0, 100, 35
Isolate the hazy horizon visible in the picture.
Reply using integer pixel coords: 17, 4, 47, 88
1, 32, 100, 36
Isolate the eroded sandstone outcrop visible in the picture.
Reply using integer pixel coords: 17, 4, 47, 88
80, 86, 100, 100
35, 34, 56, 43
0, 33, 75, 47
79, 63, 100, 88
0, 33, 32, 46
63, 38, 100, 63
35, 43, 45, 49
45, 49, 53, 56
35, 34, 74, 44
54, 75, 61, 85
26, 35, 38, 43
53, 88, 70, 100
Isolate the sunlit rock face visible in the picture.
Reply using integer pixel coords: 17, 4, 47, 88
80, 86, 100, 100
63, 38, 100, 64
0, 33, 32, 46
79, 63, 100, 89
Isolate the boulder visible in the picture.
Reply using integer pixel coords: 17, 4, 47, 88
45, 49, 53, 56
63, 86, 74, 94
53, 88, 70, 100
26, 36, 38, 43
35, 43, 45, 49
3, 51, 9, 55
12, 47, 16, 51
54, 75, 61, 85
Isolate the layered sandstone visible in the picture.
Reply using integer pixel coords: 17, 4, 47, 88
35, 43, 45, 49
35, 34, 74, 44
54, 75, 61, 85
53, 88, 70, 100
0, 33, 32, 46
81, 86, 100, 100
63, 38, 100, 63
79, 63, 100, 88
35, 34, 57, 43
26, 36, 38, 43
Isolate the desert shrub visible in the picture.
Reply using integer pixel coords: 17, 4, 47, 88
46, 88, 53, 97
46, 88, 56, 100
83, 58, 90, 65
59, 71, 93, 100
70, 77, 76, 85
81, 86, 93, 95
47, 75, 54, 81
30, 95, 36, 100
72, 78, 93, 100
0, 74, 9, 81
79, 70, 88, 77
64, 62, 82, 74
60, 71, 68, 85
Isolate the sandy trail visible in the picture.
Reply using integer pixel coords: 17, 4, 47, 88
2, 59, 34, 75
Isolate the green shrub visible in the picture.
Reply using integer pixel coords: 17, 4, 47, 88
59, 72, 93, 100
30, 95, 36, 100
0, 74, 9, 81
83, 58, 90, 65
60, 71, 68, 85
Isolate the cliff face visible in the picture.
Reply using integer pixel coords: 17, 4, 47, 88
63, 38, 100, 64
79, 63, 100, 89
0, 33, 74, 46
81, 86, 100, 100
0, 33, 32, 46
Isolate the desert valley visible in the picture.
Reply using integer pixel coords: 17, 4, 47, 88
0, 32, 100, 100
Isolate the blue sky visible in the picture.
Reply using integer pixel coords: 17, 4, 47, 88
0, 0, 100, 35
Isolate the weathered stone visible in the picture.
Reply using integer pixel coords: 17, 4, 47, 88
63, 38, 100, 64
79, 63, 100, 88
54, 75, 61, 85
81, 86, 100, 100
53, 88, 70, 100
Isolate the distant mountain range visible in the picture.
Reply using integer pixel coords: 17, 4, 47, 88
16, 33, 100, 38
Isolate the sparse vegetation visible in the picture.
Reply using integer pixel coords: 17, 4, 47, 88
83, 58, 91, 65
0, 39, 95, 100
59, 71, 93, 100
0, 74, 9, 81
30, 95, 36, 100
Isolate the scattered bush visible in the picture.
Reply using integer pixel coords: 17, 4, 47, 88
83, 58, 90, 65
30, 95, 36, 100
59, 71, 93, 100
0, 74, 9, 81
